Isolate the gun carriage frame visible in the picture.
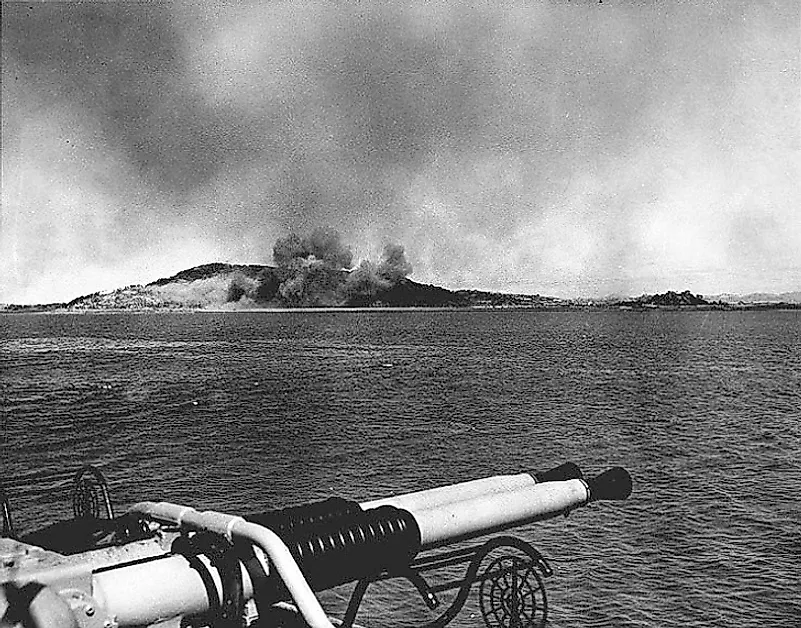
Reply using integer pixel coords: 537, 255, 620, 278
2, 463, 632, 628
340, 535, 551, 628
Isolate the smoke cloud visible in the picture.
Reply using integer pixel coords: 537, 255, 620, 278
2, 2, 799, 303
271, 228, 412, 307
345, 243, 414, 306
273, 229, 354, 271
151, 272, 260, 309
79, 229, 414, 309
271, 228, 351, 307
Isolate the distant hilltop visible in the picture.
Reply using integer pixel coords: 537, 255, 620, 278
619, 290, 710, 308
706, 291, 801, 305
43, 263, 560, 311
2, 264, 799, 312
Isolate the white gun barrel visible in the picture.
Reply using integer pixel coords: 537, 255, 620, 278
404, 478, 590, 547
360, 461, 582, 513
1, 465, 632, 628
366, 466, 630, 548
97, 466, 630, 625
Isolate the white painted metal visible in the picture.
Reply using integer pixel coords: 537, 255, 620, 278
93, 554, 228, 625
93, 478, 590, 625
6, 472, 597, 627
123, 502, 337, 628
404, 479, 591, 547
360, 473, 538, 512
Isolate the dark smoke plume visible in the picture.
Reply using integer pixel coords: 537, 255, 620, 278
271, 229, 411, 307
379, 244, 413, 283
272, 228, 353, 307
3, 3, 798, 303
346, 244, 414, 305
273, 229, 354, 270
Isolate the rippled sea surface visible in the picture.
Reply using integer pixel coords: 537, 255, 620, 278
2, 311, 800, 627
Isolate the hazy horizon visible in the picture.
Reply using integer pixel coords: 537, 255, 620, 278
2, 1, 799, 304
5, 256, 801, 307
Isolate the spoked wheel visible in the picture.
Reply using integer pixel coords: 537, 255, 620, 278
343, 536, 551, 628
71, 465, 114, 519
479, 553, 548, 628
72, 475, 101, 518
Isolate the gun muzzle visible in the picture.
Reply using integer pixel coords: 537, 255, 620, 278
586, 466, 633, 502
381, 466, 631, 548
360, 461, 584, 513
13, 463, 632, 628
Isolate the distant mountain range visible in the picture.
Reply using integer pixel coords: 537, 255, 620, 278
705, 291, 801, 304
2, 264, 799, 311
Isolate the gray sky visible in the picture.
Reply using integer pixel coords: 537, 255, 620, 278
2, 0, 799, 303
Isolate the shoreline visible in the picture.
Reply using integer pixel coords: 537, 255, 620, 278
2, 303, 799, 314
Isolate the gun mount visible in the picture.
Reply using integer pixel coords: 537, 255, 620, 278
1, 462, 632, 628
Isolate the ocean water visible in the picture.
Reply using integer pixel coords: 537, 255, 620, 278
1, 310, 800, 627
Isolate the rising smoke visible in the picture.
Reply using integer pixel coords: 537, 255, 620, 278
271, 229, 412, 307
2, 3, 798, 303
152, 273, 259, 309
139, 229, 413, 309
346, 244, 414, 305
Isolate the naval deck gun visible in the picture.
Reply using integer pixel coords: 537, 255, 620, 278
1, 462, 632, 628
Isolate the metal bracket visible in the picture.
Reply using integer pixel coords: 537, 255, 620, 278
342, 536, 551, 628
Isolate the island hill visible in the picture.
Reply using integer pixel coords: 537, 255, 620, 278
60, 263, 560, 311
6, 262, 798, 312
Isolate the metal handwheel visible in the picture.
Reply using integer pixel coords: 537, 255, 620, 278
342, 536, 551, 628
478, 553, 547, 628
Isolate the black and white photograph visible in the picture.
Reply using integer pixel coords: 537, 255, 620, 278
2, 2, 799, 627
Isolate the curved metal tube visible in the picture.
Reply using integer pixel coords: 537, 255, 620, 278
129, 501, 336, 628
